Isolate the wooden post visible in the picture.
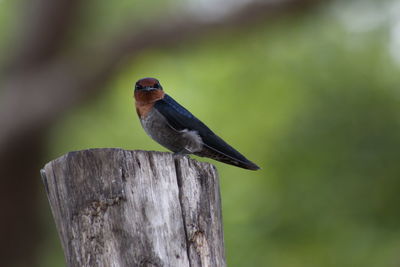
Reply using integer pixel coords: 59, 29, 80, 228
40, 148, 226, 267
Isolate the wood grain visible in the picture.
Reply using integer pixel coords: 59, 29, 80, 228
41, 148, 226, 267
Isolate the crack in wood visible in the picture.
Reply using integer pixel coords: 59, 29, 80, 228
84, 196, 124, 217
174, 157, 192, 267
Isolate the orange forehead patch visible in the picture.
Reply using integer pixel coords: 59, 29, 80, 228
137, 78, 159, 87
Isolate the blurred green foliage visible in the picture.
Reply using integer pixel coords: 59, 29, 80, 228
0, 0, 20, 58
2, 0, 394, 266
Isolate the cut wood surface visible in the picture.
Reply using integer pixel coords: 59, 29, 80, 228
41, 148, 226, 267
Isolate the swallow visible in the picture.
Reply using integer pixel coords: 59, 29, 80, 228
133, 77, 260, 170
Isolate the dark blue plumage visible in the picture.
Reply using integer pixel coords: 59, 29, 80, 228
134, 77, 260, 170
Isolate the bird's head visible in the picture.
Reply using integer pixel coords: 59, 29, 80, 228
135, 77, 163, 91
134, 77, 165, 108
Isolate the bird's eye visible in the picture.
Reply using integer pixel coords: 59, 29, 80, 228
153, 83, 159, 88
136, 84, 143, 89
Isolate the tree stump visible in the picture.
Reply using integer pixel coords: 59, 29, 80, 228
40, 148, 226, 267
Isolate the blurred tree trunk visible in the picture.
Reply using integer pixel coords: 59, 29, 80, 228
0, 0, 322, 266
0, 130, 45, 267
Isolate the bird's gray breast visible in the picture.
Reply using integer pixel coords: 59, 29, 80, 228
140, 108, 203, 154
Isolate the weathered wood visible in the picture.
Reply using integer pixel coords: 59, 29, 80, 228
40, 148, 225, 267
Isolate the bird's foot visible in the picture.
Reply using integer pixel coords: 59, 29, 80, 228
173, 151, 190, 159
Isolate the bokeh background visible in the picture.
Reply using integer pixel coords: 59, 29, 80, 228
1, 0, 400, 266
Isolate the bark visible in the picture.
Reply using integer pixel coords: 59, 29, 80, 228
41, 149, 225, 267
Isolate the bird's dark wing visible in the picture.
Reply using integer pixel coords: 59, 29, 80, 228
154, 94, 260, 170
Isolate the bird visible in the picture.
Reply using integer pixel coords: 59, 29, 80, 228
133, 77, 260, 170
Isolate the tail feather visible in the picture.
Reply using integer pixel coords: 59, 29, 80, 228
195, 145, 260, 171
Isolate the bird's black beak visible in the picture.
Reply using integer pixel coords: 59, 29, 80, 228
143, 86, 157, 91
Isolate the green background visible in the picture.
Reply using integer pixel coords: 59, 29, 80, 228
2, 0, 400, 266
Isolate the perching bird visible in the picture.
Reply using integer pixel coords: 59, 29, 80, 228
133, 77, 260, 170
